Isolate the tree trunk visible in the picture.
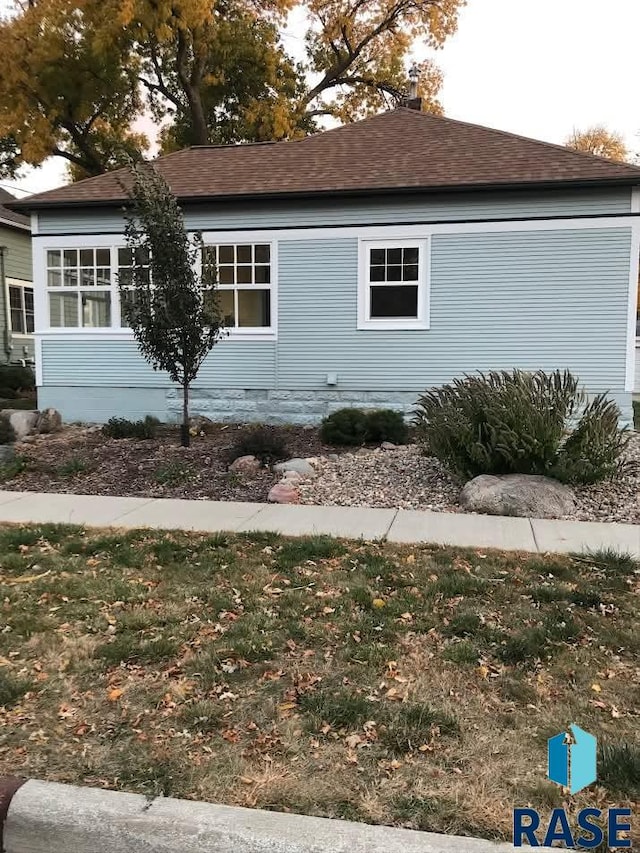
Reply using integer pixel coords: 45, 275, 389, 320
181, 381, 190, 447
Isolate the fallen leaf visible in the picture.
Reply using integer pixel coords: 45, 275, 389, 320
107, 688, 123, 702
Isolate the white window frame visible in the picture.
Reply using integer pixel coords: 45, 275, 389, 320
201, 239, 277, 340
357, 238, 430, 330
37, 236, 277, 341
5, 277, 34, 336
45, 246, 114, 330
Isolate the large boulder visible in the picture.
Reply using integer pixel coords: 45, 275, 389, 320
272, 458, 316, 478
5, 410, 39, 440
459, 474, 576, 519
267, 482, 300, 504
35, 408, 62, 434
228, 455, 261, 475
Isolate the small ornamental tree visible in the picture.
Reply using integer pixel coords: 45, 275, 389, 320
119, 162, 224, 447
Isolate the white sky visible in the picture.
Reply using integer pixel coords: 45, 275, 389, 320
2, 0, 639, 197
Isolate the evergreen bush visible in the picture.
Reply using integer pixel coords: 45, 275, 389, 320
320, 408, 369, 445
320, 407, 408, 446
0, 365, 35, 392
413, 370, 630, 485
365, 409, 409, 444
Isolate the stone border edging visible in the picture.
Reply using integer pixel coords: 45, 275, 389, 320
2, 777, 530, 853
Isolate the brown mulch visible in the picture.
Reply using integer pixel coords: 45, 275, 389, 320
4, 423, 337, 502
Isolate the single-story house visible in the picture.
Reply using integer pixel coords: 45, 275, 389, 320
10, 105, 640, 424
0, 189, 34, 364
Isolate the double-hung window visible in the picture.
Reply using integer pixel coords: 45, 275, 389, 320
202, 243, 273, 334
358, 239, 429, 330
47, 248, 112, 328
7, 282, 34, 334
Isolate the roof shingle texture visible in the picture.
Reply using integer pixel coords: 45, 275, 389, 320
12, 108, 640, 209
0, 188, 30, 226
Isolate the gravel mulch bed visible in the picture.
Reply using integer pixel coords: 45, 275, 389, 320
300, 434, 640, 525
2, 424, 638, 525
2, 423, 339, 503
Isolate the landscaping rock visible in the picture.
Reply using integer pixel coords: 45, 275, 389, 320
459, 474, 576, 519
35, 408, 62, 434
6, 410, 39, 440
282, 470, 304, 483
272, 458, 316, 478
381, 441, 397, 450
228, 455, 261, 475
267, 482, 300, 503
0, 444, 15, 462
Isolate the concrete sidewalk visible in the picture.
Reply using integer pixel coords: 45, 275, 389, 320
0, 490, 637, 556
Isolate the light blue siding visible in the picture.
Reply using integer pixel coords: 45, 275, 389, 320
37, 188, 632, 235
42, 338, 275, 388
277, 229, 631, 394
39, 226, 633, 427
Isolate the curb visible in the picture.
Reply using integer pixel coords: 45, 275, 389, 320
1, 777, 530, 853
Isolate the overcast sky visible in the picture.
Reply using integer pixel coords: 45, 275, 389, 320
2, 0, 639, 197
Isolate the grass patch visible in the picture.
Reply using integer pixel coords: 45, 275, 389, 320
599, 741, 640, 797
574, 548, 638, 576
298, 687, 374, 730
0, 671, 32, 707
0, 455, 27, 480
0, 526, 636, 842
57, 455, 91, 477
94, 635, 181, 666
153, 461, 193, 486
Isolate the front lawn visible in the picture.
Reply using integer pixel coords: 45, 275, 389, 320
0, 526, 638, 842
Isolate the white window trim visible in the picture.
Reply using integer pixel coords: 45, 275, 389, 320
5, 277, 34, 337
357, 237, 430, 331
36, 237, 278, 342
201, 239, 277, 340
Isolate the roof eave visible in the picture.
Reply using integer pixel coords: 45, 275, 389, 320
9, 175, 640, 212
0, 215, 31, 232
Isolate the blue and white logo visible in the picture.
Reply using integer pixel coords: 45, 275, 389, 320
547, 724, 597, 795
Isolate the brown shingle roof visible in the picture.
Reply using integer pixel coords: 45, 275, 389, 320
0, 188, 30, 227
10, 108, 640, 210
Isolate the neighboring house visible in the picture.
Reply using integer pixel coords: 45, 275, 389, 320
0, 189, 34, 364
9, 106, 640, 424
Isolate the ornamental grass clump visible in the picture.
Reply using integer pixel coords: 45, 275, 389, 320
413, 369, 630, 485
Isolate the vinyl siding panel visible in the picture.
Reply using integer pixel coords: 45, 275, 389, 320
41, 337, 276, 388
277, 228, 632, 393
36, 188, 632, 235
0, 224, 34, 361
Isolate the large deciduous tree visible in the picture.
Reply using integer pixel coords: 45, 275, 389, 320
0, 0, 146, 178
120, 162, 224, 447
566, 126, 629, 162
0, 0, 465, 176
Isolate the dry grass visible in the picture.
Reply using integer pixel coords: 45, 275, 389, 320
0, 524, 638, 843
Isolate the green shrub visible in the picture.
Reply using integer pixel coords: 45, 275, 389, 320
229, 425, 288, 464
364, 409, 409, 444
0, 414, 15, 444
0, 365, 35, 392
0, 387, 17, 400
633, 400, 639, 431
320, 408, 369, 446
103, 415, 159, 440
413, 370, 630, 485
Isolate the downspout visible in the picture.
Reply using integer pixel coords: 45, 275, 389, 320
0, 246, 12, 364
